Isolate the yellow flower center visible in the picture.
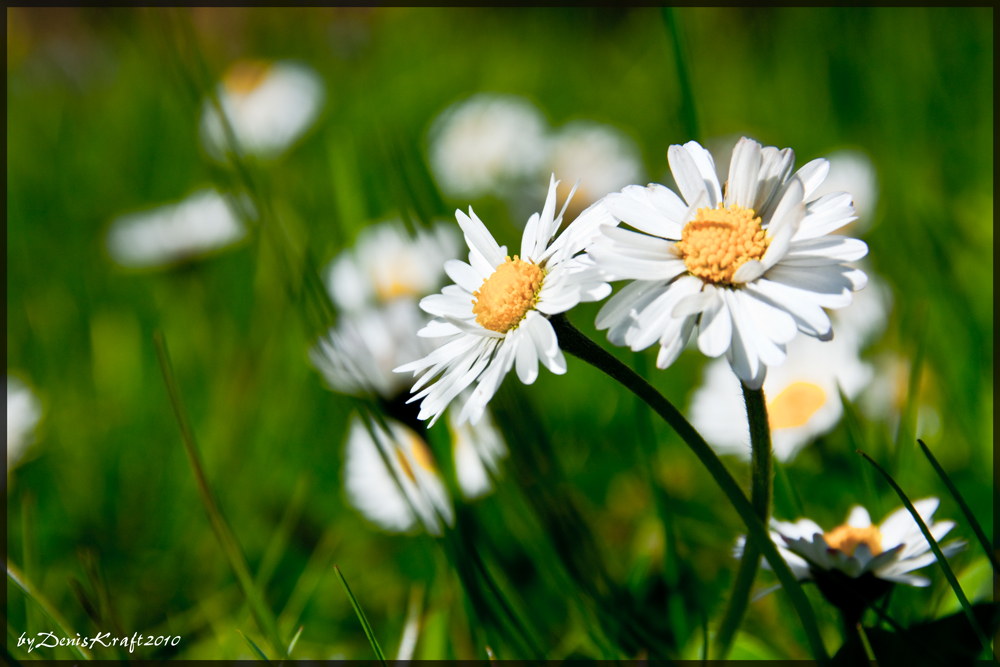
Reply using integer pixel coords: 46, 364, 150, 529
674, 204, 770, 284
396, 434, 438, 483
768, 382, 827, 429
375, 278, 420, 302
823, 523, 884, 557
472, 256, 544, 333
223, 60, 272, 96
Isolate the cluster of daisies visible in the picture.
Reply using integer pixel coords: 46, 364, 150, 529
383, 134, 963, 601
79, 54, 965, 616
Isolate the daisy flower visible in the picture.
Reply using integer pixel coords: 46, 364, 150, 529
200, 59, 325, 161
544, 120, 645, 223
690, 332, 873, 463
448, 400, 508, 500
396, 175, 614, 426
739, 498, 966, 611
590, 137, 869, 388
105, 188, 250, 269
428, 93, 549, 200
343, 414, 453, 535
324, 220, 461, 313
7, 375, 41, 474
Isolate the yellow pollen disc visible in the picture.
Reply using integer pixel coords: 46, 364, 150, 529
674, 204, 770, 284
376, 279, 420, 302
823, 523, 883, 557
472, 256, 544, 333
223, 60, 272, 95
768, 382, 827, 429
409, 437, 437, 473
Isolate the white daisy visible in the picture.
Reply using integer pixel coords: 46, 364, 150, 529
544, 120, 645, 222
105, 188, 250, 269
428, 93, 549, 200
395, 175, 614, 426
310, 299, 438, 400
7, 375, 42, 473
590, 137, 869, 388
325, 220, 461, 313
448, 399, 508, 500
343, 414, 454, 535
200, 59, 325, 161
739, 498, 966, 593
690, 331, 873, 463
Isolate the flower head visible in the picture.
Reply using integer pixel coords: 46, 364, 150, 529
200, 59, 325, 161
739, 498, 966, 613
395, 175, 614, 426
590, 137, 869, 388
449, 400, 508, 500
343, 414, 453, 535
105, 188, 250, 269
428, 93, 548, 200
7, 375, 41, 473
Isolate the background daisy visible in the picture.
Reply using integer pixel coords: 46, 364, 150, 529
200, 59, 326, 161
7, 375, 41, 474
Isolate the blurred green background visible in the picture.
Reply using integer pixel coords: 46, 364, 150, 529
6, 7, 993, 660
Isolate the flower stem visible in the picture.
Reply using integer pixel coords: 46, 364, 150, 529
713, 386, 773, 659
549, 314, 828, 663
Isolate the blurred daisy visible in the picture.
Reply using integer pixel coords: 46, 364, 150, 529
690, 270, 889, 462
343, 414, 453, 535
739, 498, 966, 611
448, 399, 508, 500
310, 299, 437, 400
7, 376, 42, 473
105, 188, 250, 269
396, 175, 614, 426
200, 59, 325, 161
590, 137, 869, 388
325, 221, 461, 313
428, 93, 549, 200
545, 121, 645, 222
690, 332, 873, 463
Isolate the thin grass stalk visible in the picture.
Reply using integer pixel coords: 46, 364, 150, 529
237, 629, 272, 662
858, 449, 993, 658
7, 560, 91, 660
918, 439, 998, 571
334, 565, 388, 666
550, 314, 829, 663
661, 7, 700, 143
153, 332, 287, 658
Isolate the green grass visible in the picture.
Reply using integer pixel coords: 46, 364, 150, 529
6, 7, 993, 660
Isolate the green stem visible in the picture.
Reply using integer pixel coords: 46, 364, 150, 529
712, 385, 773, 659
549, 315, 828, 663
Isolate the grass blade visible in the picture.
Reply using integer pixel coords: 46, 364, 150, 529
661, 7, 700, 142
237, 629, 271, 663
334, 565, 387, 666
153, 331, 287, 658
918, 439, 998, 571
7, 560, 91, 660
858, 449, 993, 658
286, 625, 304, 656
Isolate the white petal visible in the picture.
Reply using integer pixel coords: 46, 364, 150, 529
754, 146, 796, 217
444, 259, 486, 293
731, 290, 786, 368
595, 280, 665, 331
793, 191, 857, 241
741, 291, 798, 344
604, 192, 681, 240
696, 286, 732, 357
456, 208, 504, 267
521, 212, 540, 260
745, 279, 833, 338
513, 329, 538, 384
420, 293, 474, 319
793, 158, 830, 200
655, 314, 697, 369
726, 137, 763, 209
732, 259, 765, 283
669, 142, 718, 208
764, 264, 856, 309
644, 183, 689, 232
780, 236, 869, 267
846, 506, 872, 528
761, 179, 805, 271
